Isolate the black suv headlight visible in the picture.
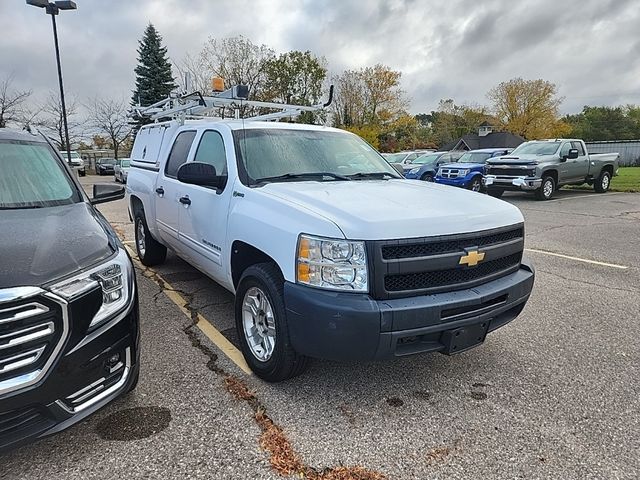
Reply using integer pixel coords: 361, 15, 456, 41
51, 248, 134, 330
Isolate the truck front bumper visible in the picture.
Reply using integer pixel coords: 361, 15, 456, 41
484, 175, 542, 191
284, 258, 534, 361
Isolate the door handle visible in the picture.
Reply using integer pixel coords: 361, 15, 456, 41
155, 187, 164, 195
179, 196, 191, 206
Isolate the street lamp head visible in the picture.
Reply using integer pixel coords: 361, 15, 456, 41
55, 1, 77, 10
26, 0, 49, 7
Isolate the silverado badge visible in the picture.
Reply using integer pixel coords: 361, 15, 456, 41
459, 250, 485, 267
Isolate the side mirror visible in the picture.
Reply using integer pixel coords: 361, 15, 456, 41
567, 149, 579, 160
91, 184, 125, 205
177, 162, 225, 189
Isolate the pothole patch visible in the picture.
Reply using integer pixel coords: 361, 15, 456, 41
96, 406, 172, 441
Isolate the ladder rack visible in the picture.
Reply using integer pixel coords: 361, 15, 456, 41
131, 84, 333, 124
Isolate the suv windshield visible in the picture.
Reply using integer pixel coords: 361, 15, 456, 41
234, 129, 400, 184
1, 140, 80, 209
511, 142, 560, 155
121, 160, 130, 167
458, 152, 493, 163
99, 158, 116, 165
411, 153, 441, 165
384, 153, 408, 163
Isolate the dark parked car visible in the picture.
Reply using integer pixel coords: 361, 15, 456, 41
96, 158, 116, 175
0, 129, 139, 453
404, 151, 464, 181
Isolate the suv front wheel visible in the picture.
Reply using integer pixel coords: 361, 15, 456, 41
235, 263, 309, 382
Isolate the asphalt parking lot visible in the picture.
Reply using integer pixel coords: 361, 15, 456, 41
2, 176, 638, 480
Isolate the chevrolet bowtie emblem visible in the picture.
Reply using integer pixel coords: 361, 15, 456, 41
459, 250, 485, 267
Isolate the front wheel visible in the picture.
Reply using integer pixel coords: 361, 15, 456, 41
421, 173, 434, 182
134, 210, 167, 266
487, 188, 504, 198
594, 170, 611, 193
535, 175, 555, 200
235, 263, 309, 382
468, 176, 482, 192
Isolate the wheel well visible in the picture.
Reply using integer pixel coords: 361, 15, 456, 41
601, 164, 614, 176
231, 241, 279, 288
543, 170, 558, 184
129, 195, 144, 222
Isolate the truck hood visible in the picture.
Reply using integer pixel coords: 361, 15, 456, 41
0, 202, 117, 288
260, 180, 523, 240
487, 154, 552, 165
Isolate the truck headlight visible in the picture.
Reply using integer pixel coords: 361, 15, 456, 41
409, 167, 420, 174
296, 235, 368, 292
51, 248, 134, 330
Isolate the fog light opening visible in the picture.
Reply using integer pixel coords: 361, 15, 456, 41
105, 352, 123, 373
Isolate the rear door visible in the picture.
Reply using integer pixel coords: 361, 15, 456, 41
155, 130, 197, 246
177, 128, 233, 282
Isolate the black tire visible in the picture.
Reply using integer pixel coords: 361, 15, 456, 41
594, 170, 611, 193
134, 210, 167, 266
535, 175, 555, 201
235, 263, 309, 382
421, 173, 434, 182
126, 365, 140, 393
468, 176, 482, 192
79, 170, 86, 177
114, 175, 119, 183
487, 188, 504, 198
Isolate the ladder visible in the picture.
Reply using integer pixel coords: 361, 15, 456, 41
131, 84, 334, 124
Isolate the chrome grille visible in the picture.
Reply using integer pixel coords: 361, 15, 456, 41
0, 289, 67, 396
439, 168, 462, 179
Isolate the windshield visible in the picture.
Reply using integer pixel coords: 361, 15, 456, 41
511, 142, 560, 155
99, 158, 116, 165
59, 151, 80, 159
384, 153, 407, 163
411, 153, 441, 165
1, 141, 80, 209
457, 152, 493, 163
121, 160, 130, 167
234, 129, 400, 183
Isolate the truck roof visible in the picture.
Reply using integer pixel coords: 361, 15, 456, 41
0, 128, 45, 143
532, 139, 584, 143
140, 119, 346, 134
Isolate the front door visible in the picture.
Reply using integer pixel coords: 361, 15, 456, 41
177, 129, 233, 283
155, 130, 197, 248
570, 141, 589, 181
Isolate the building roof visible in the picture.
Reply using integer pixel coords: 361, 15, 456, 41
479, 121, 493, 127
442, 131, 525, 151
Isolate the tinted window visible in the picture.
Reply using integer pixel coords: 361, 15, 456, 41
165, 131, 196, 177
559, 142, 571, 158
194, 131, 227, 176
571, 141, 585, 156
0, 141, 80, 209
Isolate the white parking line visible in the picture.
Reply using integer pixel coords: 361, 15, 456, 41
525, 248, 629, 269
550, 192, 624, 202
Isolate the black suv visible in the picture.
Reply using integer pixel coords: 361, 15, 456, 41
0, 129, 139, 453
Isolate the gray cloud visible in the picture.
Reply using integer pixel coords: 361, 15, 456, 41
0, 0, 638, 118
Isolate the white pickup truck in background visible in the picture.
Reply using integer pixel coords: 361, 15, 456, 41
126, 101, 535, 381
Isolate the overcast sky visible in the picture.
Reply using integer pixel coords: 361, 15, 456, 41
2, 0, 639, 116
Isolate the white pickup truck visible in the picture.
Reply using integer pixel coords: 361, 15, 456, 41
126, 119, 535, 381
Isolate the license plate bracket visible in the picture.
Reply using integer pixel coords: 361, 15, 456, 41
441, 322, 489, 355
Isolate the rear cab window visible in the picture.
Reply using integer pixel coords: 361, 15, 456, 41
165, 130, 197, 178
0, 140, 81, 209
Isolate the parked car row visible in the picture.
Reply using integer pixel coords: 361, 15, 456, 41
384, 140, 619, 200
57, 150, 85, 176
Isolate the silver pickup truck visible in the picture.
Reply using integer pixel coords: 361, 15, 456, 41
484, 139, 619, 200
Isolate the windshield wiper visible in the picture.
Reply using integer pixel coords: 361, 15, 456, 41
254, 172, 351, 184
347, 172, 397, 180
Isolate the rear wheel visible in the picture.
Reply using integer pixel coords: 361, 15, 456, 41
134, 210, 167, 266
235, 263, 309, 382
468, 176, 482, 192
487, 188, 504, 198
594, 170, 611, 193
535, 175, 555, 200
421, 173, 434, 182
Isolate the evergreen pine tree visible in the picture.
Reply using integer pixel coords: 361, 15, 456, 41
131, 24, 175, 128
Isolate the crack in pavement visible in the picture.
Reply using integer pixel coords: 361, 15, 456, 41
538, 268, 640, 294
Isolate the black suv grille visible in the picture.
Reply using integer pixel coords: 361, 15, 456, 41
385, 252, 522, 292
0, 295, 64, 390
382, 227, 524, 260
368, 225, 525, 299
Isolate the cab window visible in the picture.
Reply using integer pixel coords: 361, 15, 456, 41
165, 131, 196, 178
571, 141, 585, 156
559, 142, 571, 158
194, 131, 228, 177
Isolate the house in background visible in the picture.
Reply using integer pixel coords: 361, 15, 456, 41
442, 122, 525, 151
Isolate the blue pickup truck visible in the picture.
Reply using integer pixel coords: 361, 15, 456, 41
435, 148, 511, 191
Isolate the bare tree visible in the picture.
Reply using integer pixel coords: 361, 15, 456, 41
88, 97, 133, 159
37, 91, 84, 150
0, 74, 32, 128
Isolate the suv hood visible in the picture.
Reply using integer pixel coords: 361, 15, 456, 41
439, 162, 484, 169
0, 202, 117, 288
261, 180, 523, 240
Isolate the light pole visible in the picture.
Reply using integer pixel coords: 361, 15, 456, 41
26, 1, 77, 168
